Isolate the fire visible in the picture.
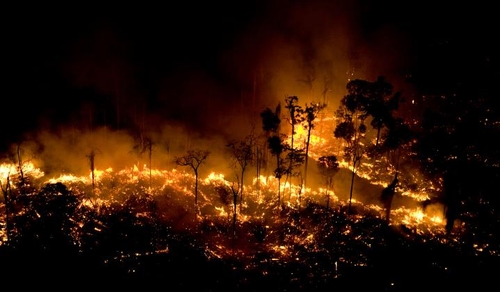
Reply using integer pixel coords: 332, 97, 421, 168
0, 159, 447, 232
0, 162, 45, 187
0, 108, 478, 268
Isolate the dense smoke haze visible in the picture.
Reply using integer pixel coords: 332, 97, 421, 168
3, 0, 498, 173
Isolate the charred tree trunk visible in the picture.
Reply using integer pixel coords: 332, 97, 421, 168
347, 155, 361, 215
194, 169, 199, 206
231, 184, 239, 254
1, 174, 12, 242
16, 145, 25, 192
381, 173, 398, 224
304, 125, 312, 189
88, 150, 96, 196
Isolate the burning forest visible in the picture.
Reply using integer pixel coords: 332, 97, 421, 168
1, 88, 499, 290
3, 0, 500, 290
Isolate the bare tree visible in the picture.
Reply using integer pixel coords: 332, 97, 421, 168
226, 133, 255, 211
174, 149, 210, 208
229, 181, 239, 246
86, 149, 97, 197
13, 143, 36, 195
146, 138, 154, 188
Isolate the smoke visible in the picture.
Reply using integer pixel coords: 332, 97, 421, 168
4, 0, 419, 178
64, 1, 414, 129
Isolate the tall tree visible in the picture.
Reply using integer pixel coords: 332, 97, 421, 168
284, 96, 303, 179
226, 133, 255, 210
174, 149, 210, 210
334, 76, 402, 214
302, 102, 327, 189
86, 149, 99, 199
267, 135, 287, 206
260, 104, 286, 206
138, 136, 155, 189
284, 96, 303, 151
334, 99, 367, 214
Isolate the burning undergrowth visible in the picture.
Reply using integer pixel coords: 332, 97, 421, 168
1, 157, 496, 289
0, 117, 498, 289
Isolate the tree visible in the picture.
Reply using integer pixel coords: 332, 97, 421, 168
317, 155, 339, 210
334, 76, 402, 214
284, 96, 304, 151
132, 134, 156, 189
302, 102, 327, 189
229, 182, 239, 246
86, 148, 101, 200
226, 133, 255, 211
174, 149, 210, 209
283, 96, 304, 190
334, 99, 367, 214
13, 143, 36, 195
214, 181, 240, 252
283, 146, 306, 204
366, 76, 401, 147
260, 104, 287, 206
260, 104, 281, 135
1, 168, 13, 242
380, 173, 398, 224
267, 134, 287, 206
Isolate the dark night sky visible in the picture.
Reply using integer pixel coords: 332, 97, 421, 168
3, 0, 499, 154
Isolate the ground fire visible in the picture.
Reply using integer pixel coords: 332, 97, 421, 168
1, 90, 498, 289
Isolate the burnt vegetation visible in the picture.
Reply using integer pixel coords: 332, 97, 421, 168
1, 77, 499, 290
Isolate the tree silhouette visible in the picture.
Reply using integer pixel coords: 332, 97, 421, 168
13, 143, 36, 195
260, 104, 281, 134
334, 95, 367, 214
86, 148, 102, 200
267, 134, 287, 206
175, 149, 210, 209
334, 76, 402, 214
226, 133, 255, 211
284, 96, 303, 151
1, 168, 13, 242
229, 181, 239, 248
380, 173, 398, 224
260, 104, 288, 206
302, 102, 327, 189
366, 76, 401, 147
317, 155, 339, 210
283, 96, 304, 192
132, 134, 156, 189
